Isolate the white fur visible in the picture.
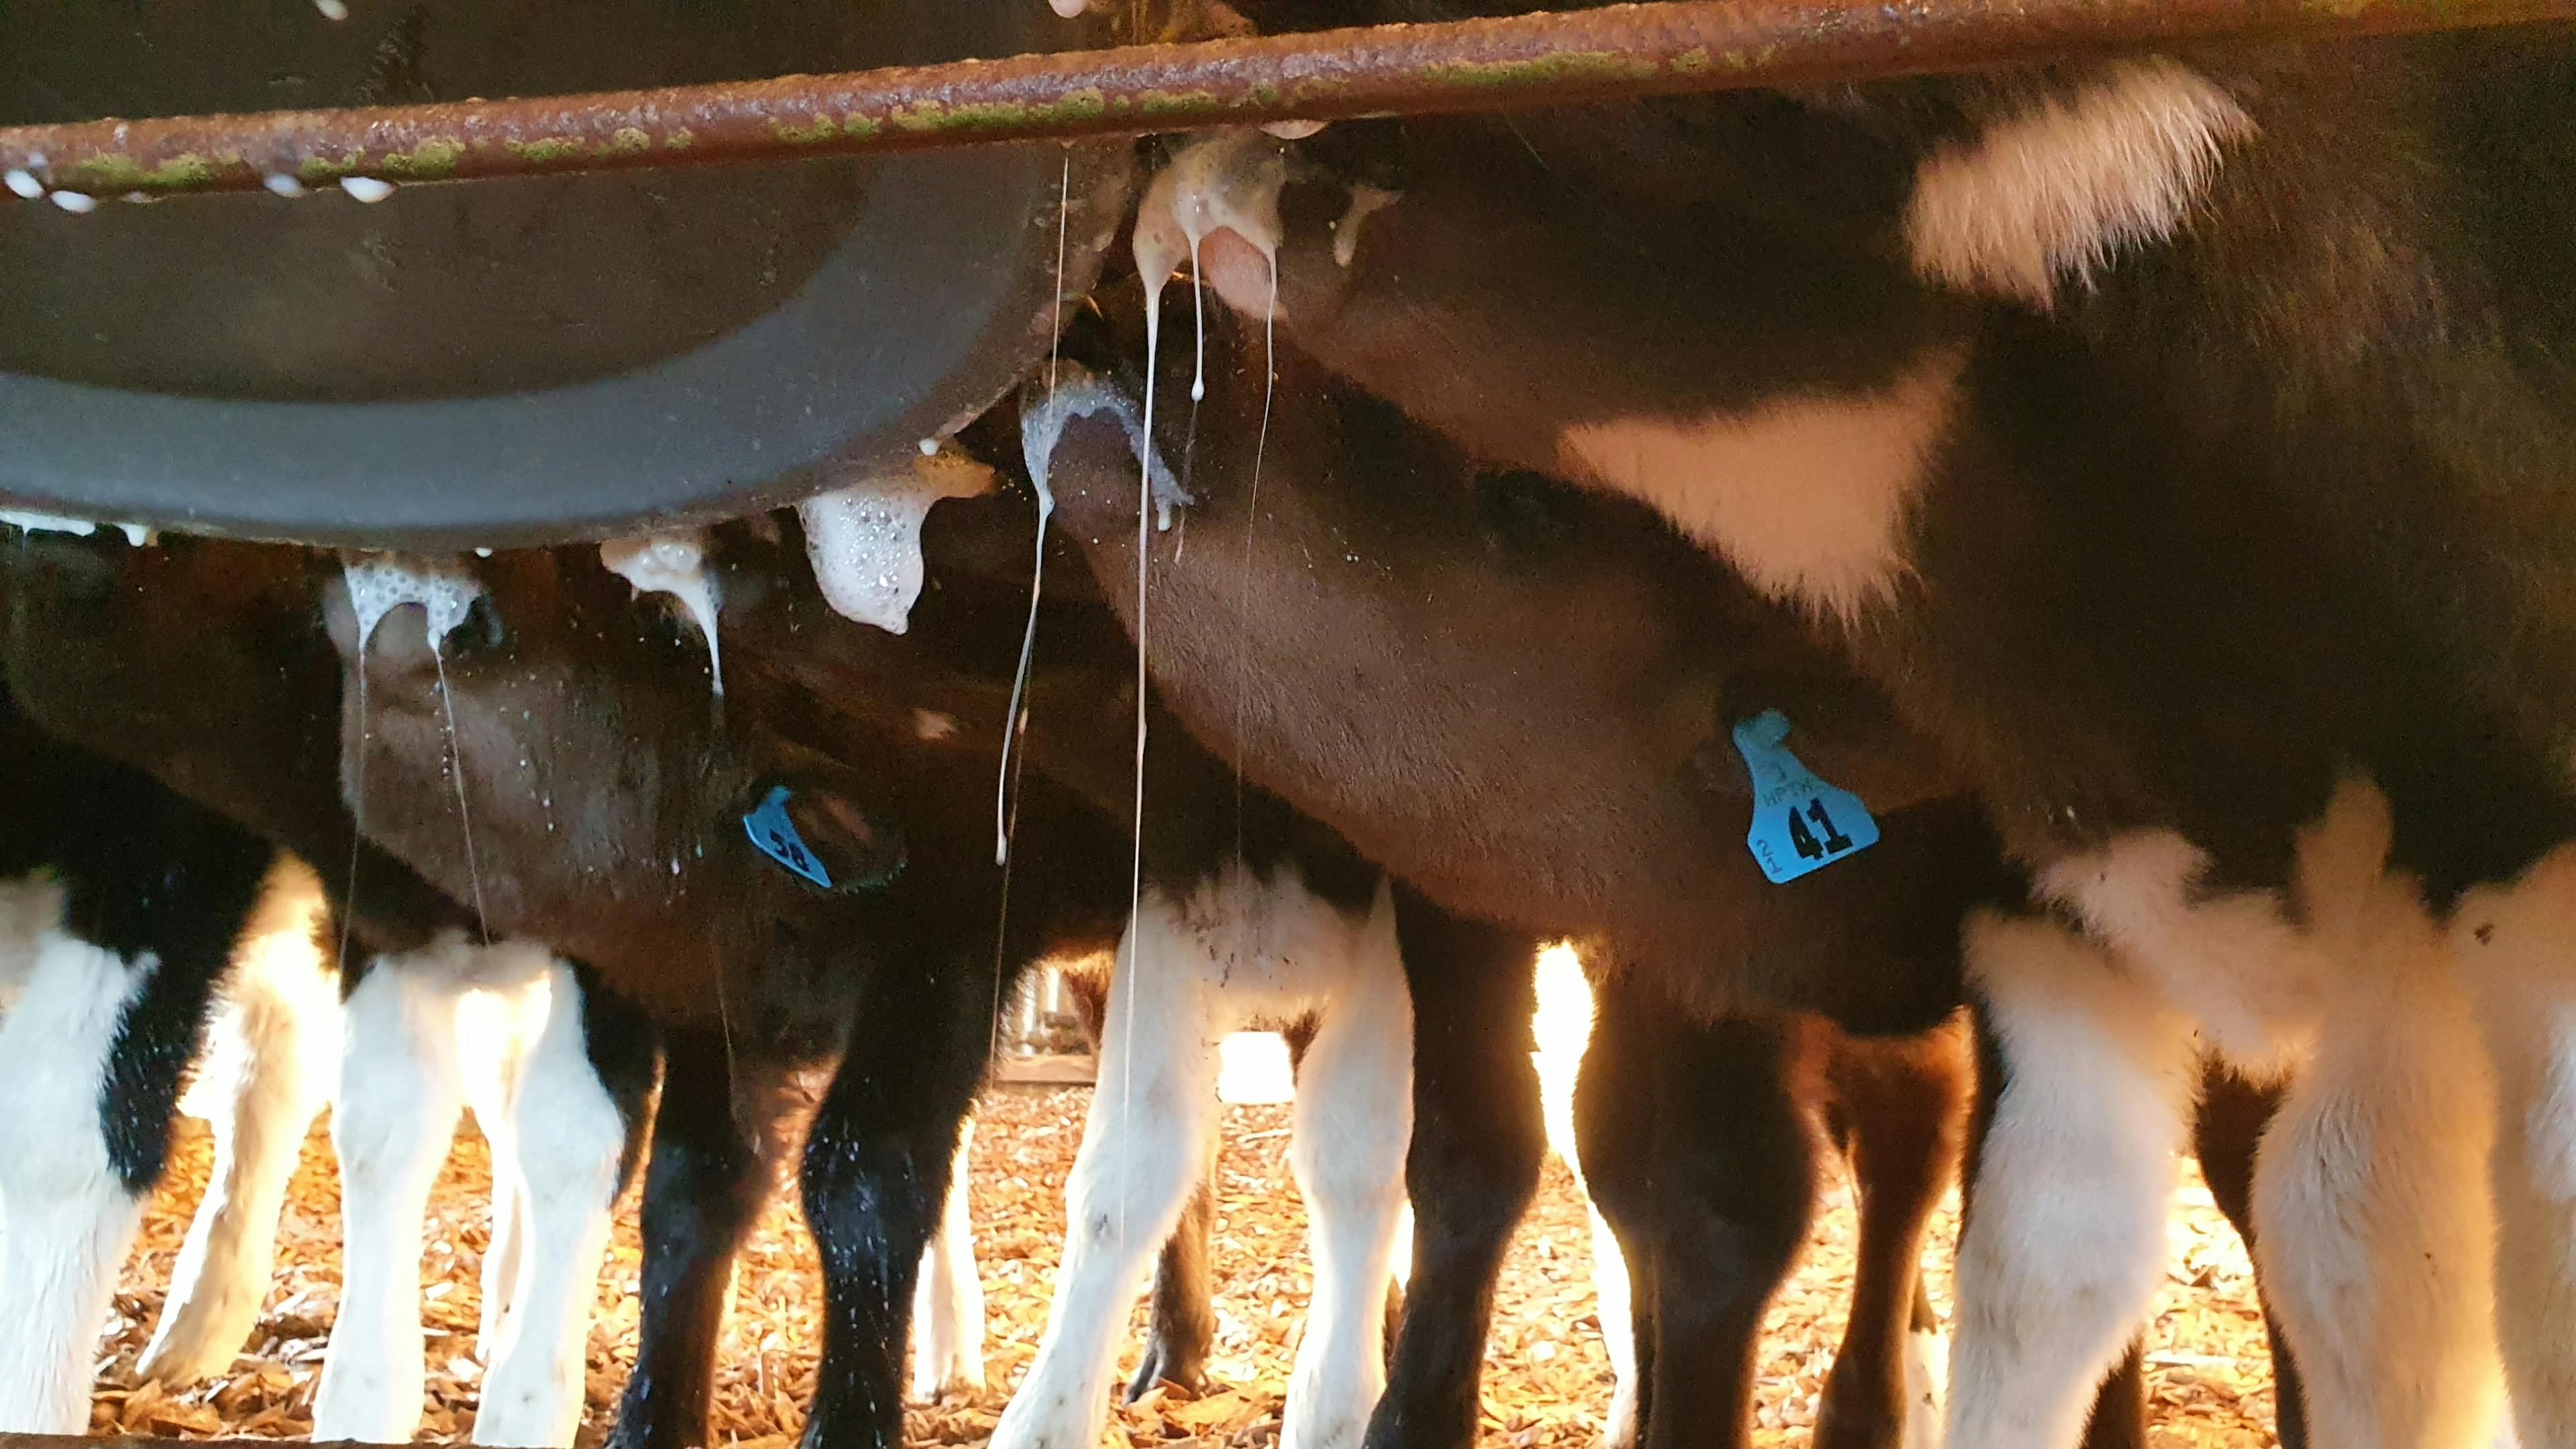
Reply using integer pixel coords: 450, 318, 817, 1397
0, 914, 154, 1434
458, 983, 541, 1359
1904, 60, 2253, 307
991, 867, 1412, 1449
2036, 781, 2510, 1447
140, 859, 340, 1385
910, 1117, 987, 1400
1281, 881, 1413, 1449
1989, 780, 2519, 1446
1903, 1328, 1947, 1449
2034, 828, 2324, 1077
472, 961, 625, 1448
313, 943, 475, 1445
2457, 845, 2576, 1445
317, 936, 598, 1446
1945, 911, 2196, 1449
1555, 350, 1962, 623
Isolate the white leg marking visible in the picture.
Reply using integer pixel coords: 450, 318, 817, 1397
0, 927, 152, 1434
472, 960, 625, 1448
1904, 1327, 1949, 1449
142, 861, 339, 1386
460, 979, 540, 1362
1944, 912, 2195, 1449
991, 894, 1221, 1449
1904, 59, 2253, 307
911, 1116, 987, 1401
1280, 880, 1413, 1449
2453, 846, 2576, 1446
313, 946, 470, 1446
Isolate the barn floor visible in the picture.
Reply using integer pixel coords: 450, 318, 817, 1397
90, 1083, 2282, 1447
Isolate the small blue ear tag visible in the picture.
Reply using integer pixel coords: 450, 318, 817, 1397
743, 786, 834, 890
1732, 709, 1880, 883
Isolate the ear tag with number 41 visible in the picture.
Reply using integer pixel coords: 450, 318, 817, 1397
743, 786, 834, 890
1731, 709, 1880, 883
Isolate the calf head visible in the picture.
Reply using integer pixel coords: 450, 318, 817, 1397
322, 539, 910, 1026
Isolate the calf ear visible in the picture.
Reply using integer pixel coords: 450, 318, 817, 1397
741, 782, 906, 892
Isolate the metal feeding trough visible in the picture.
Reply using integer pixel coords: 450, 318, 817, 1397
0, 0, 1130, 549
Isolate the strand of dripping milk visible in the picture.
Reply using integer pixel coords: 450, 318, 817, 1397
997, 148, 1076, 867
1125, 238, 1170, 1238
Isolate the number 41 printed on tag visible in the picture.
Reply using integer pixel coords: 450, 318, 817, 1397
1731, 709, 1882, 884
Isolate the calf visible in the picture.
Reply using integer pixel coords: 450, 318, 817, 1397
1028, 306, 2000, 1449
0, 532, 657, 1446
1128, 19, 2576, 1444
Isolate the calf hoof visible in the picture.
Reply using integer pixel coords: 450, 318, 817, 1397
1125, 1339, 1210, 1402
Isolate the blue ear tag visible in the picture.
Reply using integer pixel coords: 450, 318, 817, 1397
743, 786, 834, 890
1731, 709, 1880, 883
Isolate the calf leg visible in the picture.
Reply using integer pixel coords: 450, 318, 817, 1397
460, 978, 539, 1362
1945, 913, 2196, 1449
1282, 881, 1414, 1449
911, 1116, 988, 1401
139, 912, 339, 1386
1362, 889, 1544, 1449
1073, 965, 1218, 1404
799, 952, 997, 1449
2457, 849, 2576, 1447
2255, 881, 2505, 1449
1572, 973, 1662, 1448
0, 929, 225, 1432
2190, 1065, 2306, 1449
474, 963, 653, 1448
1635, 1013, 1817, 1449
314, 947, 472, 1446
605, 1030, 784, 1449
992, 896, 1222, 1449
1815, 1020, 1970, 1449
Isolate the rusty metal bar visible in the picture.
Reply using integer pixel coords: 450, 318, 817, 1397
3, 0, 2570, 199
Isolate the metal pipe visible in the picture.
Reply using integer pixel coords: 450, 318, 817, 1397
3, 0, 2571, 198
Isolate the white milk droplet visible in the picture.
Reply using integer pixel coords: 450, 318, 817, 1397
315, 0, 350, 18
1262, 119, 1328, 141
115, 523, 153, 547
917, 437, 940, 456
799, 452, 997, 634
341, 553, 484, 655
3, 170, 42, 201
264, 173, 308, 199
340, 176, 394, 203
599, 532, 725, 696
48, 190, 97, 213
1048, 0, 1088, 15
